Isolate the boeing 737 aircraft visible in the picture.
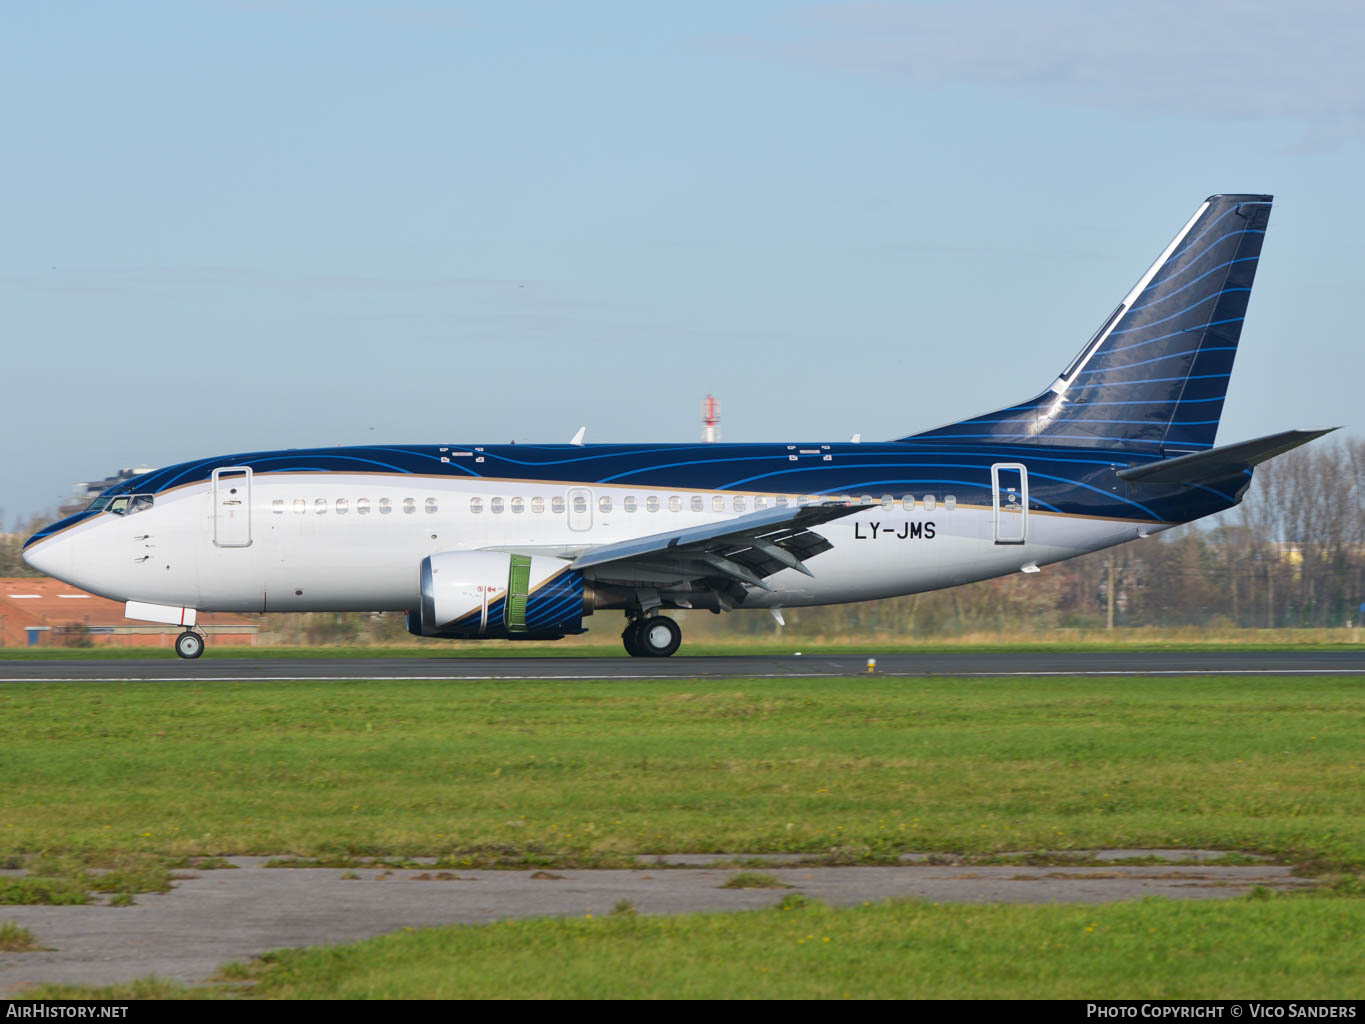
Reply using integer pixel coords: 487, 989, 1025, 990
24, 194, 1334, 658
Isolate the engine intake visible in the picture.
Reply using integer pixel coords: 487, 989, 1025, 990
407, 551, 588, 640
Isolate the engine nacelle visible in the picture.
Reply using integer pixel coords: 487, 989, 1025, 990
407, 551, 588, 640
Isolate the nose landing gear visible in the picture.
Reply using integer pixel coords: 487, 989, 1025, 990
175, 630, 205, 660
621, 615, 682, 658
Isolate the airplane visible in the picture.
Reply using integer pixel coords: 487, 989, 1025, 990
23, 194, 1336, 659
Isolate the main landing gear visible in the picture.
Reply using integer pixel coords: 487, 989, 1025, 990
175, 630, 205, 660
622, 615, 682, 658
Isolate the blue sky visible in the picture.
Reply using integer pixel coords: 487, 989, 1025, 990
4, 1, 1361, 522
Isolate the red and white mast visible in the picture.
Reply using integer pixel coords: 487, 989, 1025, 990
701, 394, 721, 443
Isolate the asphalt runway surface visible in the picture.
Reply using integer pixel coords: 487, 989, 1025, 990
2, 649, 1364, 682
0, 855, 1314, 992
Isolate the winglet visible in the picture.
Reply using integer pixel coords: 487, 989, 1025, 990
569, 427, 586, 446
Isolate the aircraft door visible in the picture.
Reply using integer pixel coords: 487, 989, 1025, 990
212, 467, 253, 548
991, 463, 1028, 545
566, 487, 593, 532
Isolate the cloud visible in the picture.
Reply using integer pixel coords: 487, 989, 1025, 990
759, 1, 1364, 121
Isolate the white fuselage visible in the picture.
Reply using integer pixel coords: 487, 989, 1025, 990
38, 471, 1159, 617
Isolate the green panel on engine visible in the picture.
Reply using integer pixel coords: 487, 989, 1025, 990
506, 554, 532, 633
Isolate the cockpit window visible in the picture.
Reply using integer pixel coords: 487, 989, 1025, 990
86, 496, 112, 512
105, 494, 154, 517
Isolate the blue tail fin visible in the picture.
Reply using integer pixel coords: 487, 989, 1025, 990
903, 194, 1273, 452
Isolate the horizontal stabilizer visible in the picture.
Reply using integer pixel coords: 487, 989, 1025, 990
1116, 428, 1338, 484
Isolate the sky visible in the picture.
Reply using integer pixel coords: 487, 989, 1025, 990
4, 0, 1362, 524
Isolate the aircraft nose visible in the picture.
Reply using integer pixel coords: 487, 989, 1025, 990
22, 534, 72, 579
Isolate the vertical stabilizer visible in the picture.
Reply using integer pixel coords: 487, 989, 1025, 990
903, 194, 1273, 452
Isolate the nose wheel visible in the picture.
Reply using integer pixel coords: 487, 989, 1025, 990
175, 630, 205, 660
622, 615, 681, 658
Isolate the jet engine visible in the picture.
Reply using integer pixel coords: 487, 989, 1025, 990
407, 551, 589, 640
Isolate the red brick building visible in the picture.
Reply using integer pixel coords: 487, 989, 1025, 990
0, 578, 259, 649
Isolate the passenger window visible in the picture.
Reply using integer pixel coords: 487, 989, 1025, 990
426, 498, 438, 514
599, 495, 612, 513
712, 495, 724, 512
357, 498, 371, 515
511, 497, 524, 514
624, 496, 638, 513
314, 499, 327, 515
573, 495, 587, 514
336, 498, 349, 515
733, 496, 746, 512
945, 495, 957, 511
690, 495, 703, 512
923, 495, 936, 511
470, 498, 483, 514
379, 498, 392, 515
646, 496, 660, 513
272, 499, 284, 514
881, 495, 894, 510
403, 498, 416, 515
860, 495, 874, 506
902, 495, 916, 511
491, 497, 504, 514
668, 495, 681, 513
552, 496, 565, 514
293, 499, 306, 515
754, 497, 767, 511
531, 497, 544, 514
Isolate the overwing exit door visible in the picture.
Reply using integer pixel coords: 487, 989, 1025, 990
566, 487, 593, 532
212, 467, 253, 548
991, 463, 1028, 544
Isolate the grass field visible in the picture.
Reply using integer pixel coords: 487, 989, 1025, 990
2, 672, 1362, 998
1, 674, 1361, 867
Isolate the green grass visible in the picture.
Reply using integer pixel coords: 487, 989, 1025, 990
719, 872, 791, 889
0, 920, 46, 952
23, 895, 1365, 999
0, 876, 89, 905
0, 854, 176, 905
0, 675, 1361, 872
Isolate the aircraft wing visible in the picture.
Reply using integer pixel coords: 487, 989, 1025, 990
569, 501, 861, 605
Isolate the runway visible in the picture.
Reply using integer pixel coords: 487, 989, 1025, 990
2, 649, 1364, 681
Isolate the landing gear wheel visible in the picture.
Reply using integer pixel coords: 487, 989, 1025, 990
175, 631, 205, 660
622, 621, 645, 657
636, 616, 681, 658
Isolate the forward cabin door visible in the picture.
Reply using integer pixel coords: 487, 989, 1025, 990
212, 467, 253, 548
991, 463, 1028, 545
